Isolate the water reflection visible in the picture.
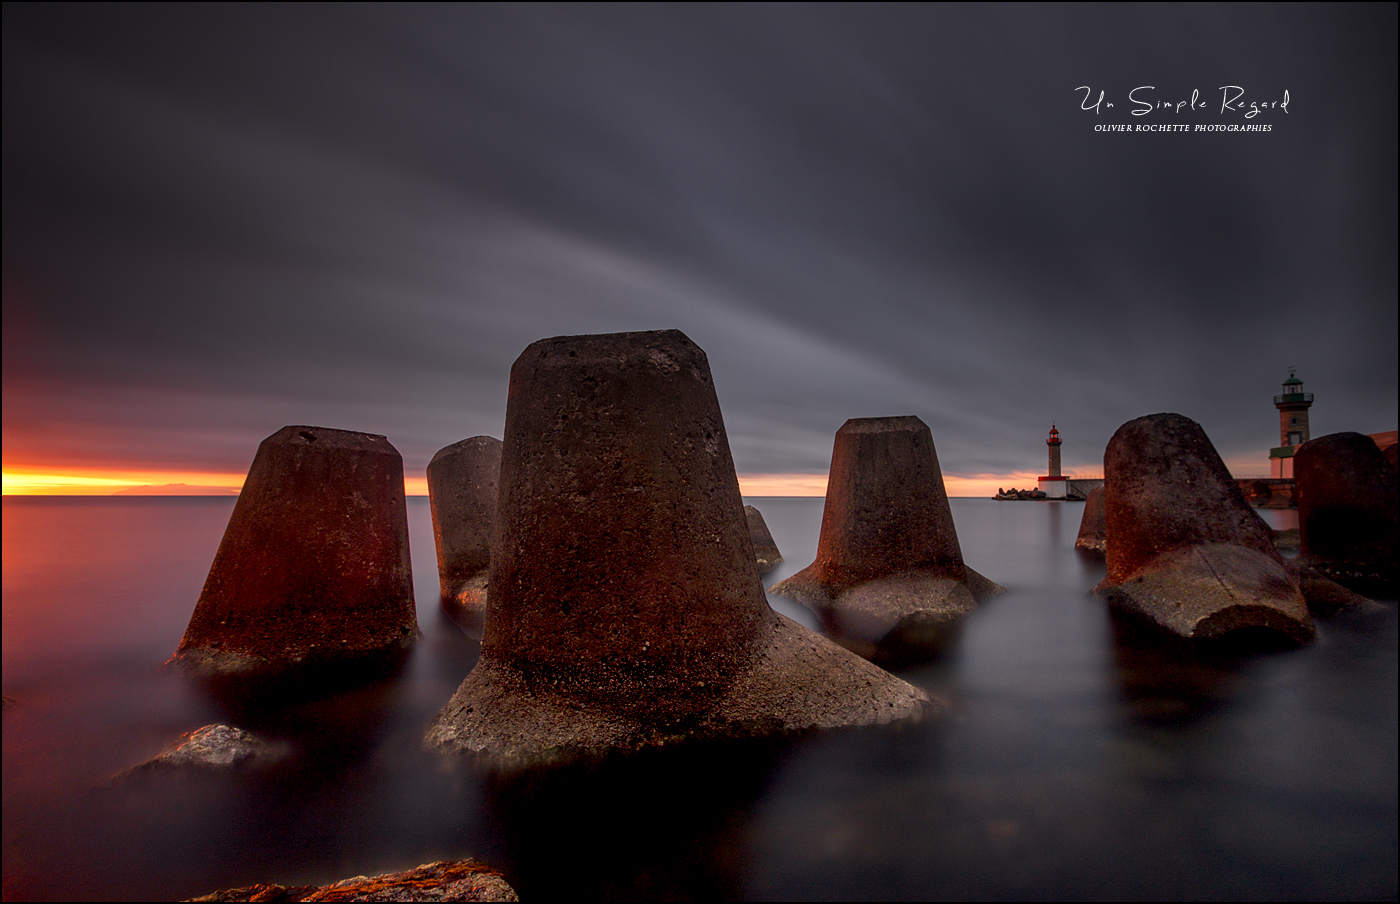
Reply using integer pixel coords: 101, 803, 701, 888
2, 497, 1395, 900
483, 737, 790, 899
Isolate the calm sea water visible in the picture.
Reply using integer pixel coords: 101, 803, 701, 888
2, 496, 1394, 901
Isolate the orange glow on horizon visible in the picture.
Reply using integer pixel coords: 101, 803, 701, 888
3, 466, 432, 497
6, 468, 1082, 498
737, 471, 1061, 498
3, 467, 247, 495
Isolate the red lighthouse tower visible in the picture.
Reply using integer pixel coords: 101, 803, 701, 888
1038, 424, 1068, 499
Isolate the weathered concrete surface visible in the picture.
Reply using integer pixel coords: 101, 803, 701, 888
1295, 432, 1398, 598
169, 427, 418, 677
187, 859, 517, 902
425, 331, 930, 767
427, 436, 502, 637
1094, 413, 1314, 645
114, 725, 288, 782
1075, 487, 1106, 556
745, 505, 783, 573
769, 416, 1002, 662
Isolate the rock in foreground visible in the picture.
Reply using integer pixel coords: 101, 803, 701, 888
769, 416, 1002, 663
187, 859, 517, 902
425, 331, 930, 768
1094, 413, 1314, 645
1295, 432, 1398, 598
114, 724, 288, 782
427, 436, 503, 637
168, 426, 418, 678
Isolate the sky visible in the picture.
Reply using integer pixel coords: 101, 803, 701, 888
3, 4, 1396, 495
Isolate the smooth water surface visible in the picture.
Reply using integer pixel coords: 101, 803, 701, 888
3, 496, 1395, 900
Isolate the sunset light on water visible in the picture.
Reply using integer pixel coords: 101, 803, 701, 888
1, 469, 246, 495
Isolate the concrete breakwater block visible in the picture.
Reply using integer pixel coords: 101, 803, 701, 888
424, 330, 930, 767
745, 505, 783, 573
1075, 486, 1107, 556
1295, 432, 1398, 599
169, 426, 418, 678
1094, 414, 1314, 645
427, 436, 503, 637
768, 416, 1003, 663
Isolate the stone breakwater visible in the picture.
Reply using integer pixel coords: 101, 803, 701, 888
1295, 432, 1398, 598
424, 330, 931, 768
1094, 413, 1314, 645
770, 416, 1003, 664
427, 436, 502, 638
168, 426, 417, 681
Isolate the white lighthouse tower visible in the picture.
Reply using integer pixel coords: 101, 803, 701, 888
1038, 425, 1068, 499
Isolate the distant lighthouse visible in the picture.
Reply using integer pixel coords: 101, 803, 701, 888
1269, 368, 1314, 479
1038, 424, 1068, 499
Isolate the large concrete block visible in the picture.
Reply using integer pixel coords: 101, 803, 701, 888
1094, 413, 1313, 645
424, 330, 930, 767
427, 436, 502, 637
169, 426, 418, 677
1295, 432, 1397, 598
744, 505, 783, 574
769, 416, 1002, 663
1074, 486, 1106, 556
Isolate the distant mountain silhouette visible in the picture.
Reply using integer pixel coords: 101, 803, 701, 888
111, 484, 238, 496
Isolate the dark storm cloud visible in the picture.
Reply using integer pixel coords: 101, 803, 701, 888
4, 4, 1396, 480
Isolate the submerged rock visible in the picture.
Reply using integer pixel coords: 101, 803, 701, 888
168, 426, 418, 678
1094, 413, 1314, 645
769, 416, 1002, 663
1074, 487, 1107, 556
745, 505, 783, 573
1287, 559, 1371, 614
427, 436, 503, 637
425, 330, 930, 768
187, 859, 517, 902
114, 724, 288, 781
1295, 432, 1398, 598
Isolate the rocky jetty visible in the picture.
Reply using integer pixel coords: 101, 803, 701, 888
424, 330, 930, 768
769, 416, 1002, 663
745, 505, 783, 573
995, 486, 1046, 500
427, 436, 503, 637
1075, 486, 1107, 556
1294, 432, 1398, 598
168, 426, 418, 678
1094, 413, 1314, 645
114, 724, 288, 782
187, 859, 517, 902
